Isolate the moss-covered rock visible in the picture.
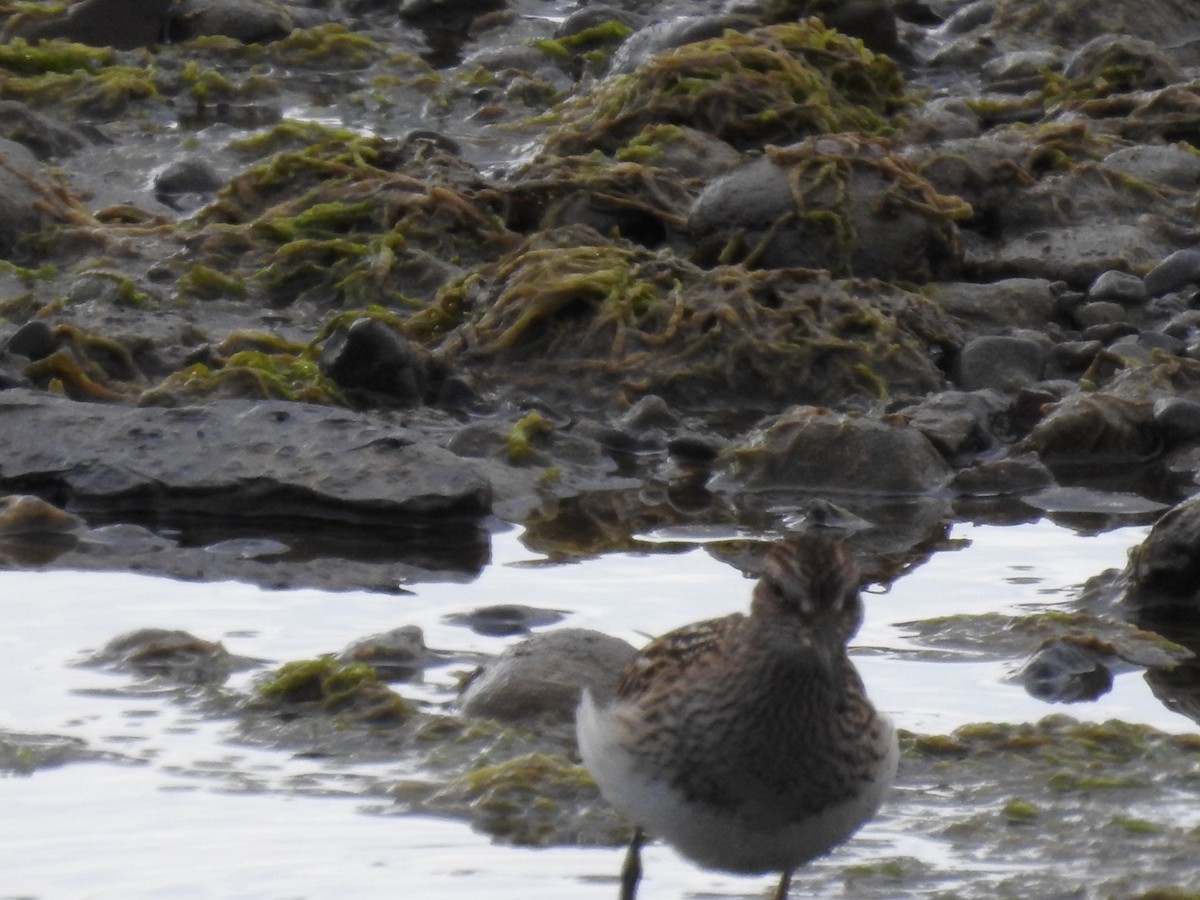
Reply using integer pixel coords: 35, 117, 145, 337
540, 20, 906, 157
253, 656, 415, 723
418, 227, 957, 417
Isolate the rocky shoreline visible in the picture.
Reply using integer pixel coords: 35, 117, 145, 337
7, 0, 1200, 893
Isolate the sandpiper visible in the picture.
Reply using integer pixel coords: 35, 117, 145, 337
576, 532, 897, 899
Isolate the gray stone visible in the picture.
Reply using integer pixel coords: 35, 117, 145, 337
9, 0, 170, 48
949, 453, 1054, 496
1145, 249, 1200, 297
903, 389, 1007, 457
1073, 301, 1127, 330
0, 389, 490, 523
1153, 397, 1200, 442
928, 279, 1057, 334
1052, 340, 1102, 371
1103, 145, 1200, 192
339, 626, 430, 680
1123, 494, 1200, 620
167, 0, 293, 42
957, 335, 1045, 391
1087, 270, 1147, 305
712, 407, 952, 494
458, 628, 637, 725
5, 320, 57, 361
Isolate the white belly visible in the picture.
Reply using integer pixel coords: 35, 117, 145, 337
577, 689, 898, 874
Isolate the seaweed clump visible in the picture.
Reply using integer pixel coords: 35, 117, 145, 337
191, 127, 516, 309
252, 656, 414, 723
418, 226, 958, 416
540, 20, 906, 157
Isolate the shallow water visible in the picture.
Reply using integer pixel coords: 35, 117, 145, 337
1, 519, 1194, 899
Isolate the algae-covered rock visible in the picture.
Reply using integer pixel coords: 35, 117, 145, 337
0, 138, 93, 258
252, 656, 414, 722
714, 406, 953, 494
87, 628, 234, 685
424, 752, 626, 846
689, 134, 970, 281
541, 20, 906, 157
421, 227, 957, 417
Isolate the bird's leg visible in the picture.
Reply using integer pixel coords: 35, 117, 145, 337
619, 827, 644, 900
774, 869, 793, 900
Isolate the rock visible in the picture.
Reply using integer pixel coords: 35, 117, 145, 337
9, 0, 171, 48
949, 453, 1054, 496
1062, 34, 1184, 90
444, 604, 569, 637
981, 50, 1063, 92
903, 389, 1007, 458
0, 495, 84, 537
690, 136, 966, 281
5, 320, 57, 361
166, 0, 294, 42
1087, 270, 1147, 305
1052, 339, 1102, 372
0, 140, 87, 259
1103, 145, 1200, 193
1073, 301, 1127, 330
250, 656, 414, 723
1019, 392, 1158, 471
1018, 638, 1113, 703
339, 626, 431, 680
928, 278, 1058, 334
0, 389, 490, 523
956, 335, 1045, 391
87, 628, 233, 685
713, 407, 952, 494
458, 629, 637, 725
1153, 397, 1200, 444
0, 101, 91, 160
319, 318, 430, 407
153, 158, 223, 211
1123, 494, 1200, 621
1145, 249, 1200, 297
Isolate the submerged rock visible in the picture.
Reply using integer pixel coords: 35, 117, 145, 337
87, 628, 234, 685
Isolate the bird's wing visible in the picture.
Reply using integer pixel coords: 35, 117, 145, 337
614, 614, 744, 702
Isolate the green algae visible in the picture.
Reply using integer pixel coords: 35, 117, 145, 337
540, 20, 906, 156
506, 410, 554, 464
1002, 798, 1041, 822
0, 37, 113, 74
255, 656, 413, 723
20, 322, 145, 401
175, 264, 247, 300
139, 349, 342, 406
269, 24, 383, 69
430, 752, 611, 846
